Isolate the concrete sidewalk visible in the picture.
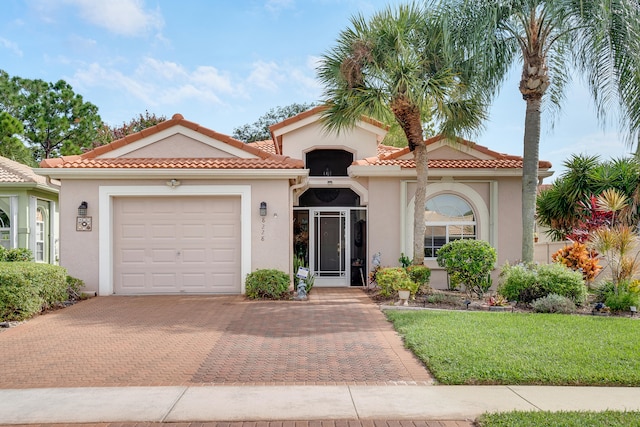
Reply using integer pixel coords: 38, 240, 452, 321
1, 385, 640, 424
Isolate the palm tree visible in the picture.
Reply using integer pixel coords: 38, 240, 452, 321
442, 0, 640, 263
317, 3, 488, 265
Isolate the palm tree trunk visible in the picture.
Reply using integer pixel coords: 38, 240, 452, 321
522, 96, 542, 263
413, 144, 428, 265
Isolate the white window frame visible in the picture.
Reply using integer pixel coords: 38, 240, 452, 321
35, 207, 45, 262
423, 193, 478, 259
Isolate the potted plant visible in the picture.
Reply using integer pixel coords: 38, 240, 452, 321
376, 267, 419, 305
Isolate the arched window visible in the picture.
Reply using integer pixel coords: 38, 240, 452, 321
424, 194, 476, 258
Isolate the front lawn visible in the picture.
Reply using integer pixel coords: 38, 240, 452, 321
385, 310, 640, 385
476, 410, 640, 426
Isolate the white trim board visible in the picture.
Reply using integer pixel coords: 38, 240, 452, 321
98, 185, 251, 296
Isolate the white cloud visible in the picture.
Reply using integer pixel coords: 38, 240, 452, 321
247, 60, 284, 92
0, 37, 23, 57
66, 0, 164, 37
71, 57, 247, 111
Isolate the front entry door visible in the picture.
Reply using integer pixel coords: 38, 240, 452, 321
313, 210, 348, 286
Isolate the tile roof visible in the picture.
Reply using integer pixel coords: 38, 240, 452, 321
355, 157, 544, 169
40, 114, 303, 170
44, 157, 304, 169
370, 136, 553, 169
247, 140, 277, 154
0, 156, 55, 186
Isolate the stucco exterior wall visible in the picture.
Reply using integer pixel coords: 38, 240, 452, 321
281, 122, 379, 161
58, 178, 291, 295
367, 177, 402, 271
121, 135, 237, 158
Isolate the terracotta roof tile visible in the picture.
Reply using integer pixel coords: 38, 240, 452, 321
355, 157, 551, 169
47, 157, 304, 170
0, 156, 57, 186
247, 140, 278, 154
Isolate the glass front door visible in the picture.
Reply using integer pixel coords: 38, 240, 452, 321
313, 210, 346, 285
294, 207, 367, 287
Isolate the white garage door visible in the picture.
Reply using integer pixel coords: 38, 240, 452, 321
113, 196, 241, 294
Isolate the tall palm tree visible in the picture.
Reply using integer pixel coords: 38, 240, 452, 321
443, 0, 640, 263
317, 3, 488, 265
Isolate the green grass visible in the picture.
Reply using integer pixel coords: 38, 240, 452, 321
476, 410, 640, 426
385, 310, 640, 385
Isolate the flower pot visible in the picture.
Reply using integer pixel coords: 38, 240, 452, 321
397, 289, 410, 306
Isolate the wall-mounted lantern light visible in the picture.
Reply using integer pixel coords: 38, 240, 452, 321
259, 201, 267, 217
76, 201, 92, 231
78, 201, 88, 217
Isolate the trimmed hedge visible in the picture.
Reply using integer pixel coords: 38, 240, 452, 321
0, 262, 69, 321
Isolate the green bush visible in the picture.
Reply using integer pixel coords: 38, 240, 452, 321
0, 262, 69, 321
498, 263, 587, 305
245, 269, 291, 300
376, 267, 419, 298
0, 247, 33, 262
406, 265, 431, 287
531, 293, 577, 314
436, 239, 497, 297
605, 291, 640, 313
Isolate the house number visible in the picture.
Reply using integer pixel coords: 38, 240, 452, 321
261, 217, 265, 241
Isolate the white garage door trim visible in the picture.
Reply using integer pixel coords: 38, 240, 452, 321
99, 185, 251, 296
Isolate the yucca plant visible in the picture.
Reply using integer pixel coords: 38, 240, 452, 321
588, 225, 640, 294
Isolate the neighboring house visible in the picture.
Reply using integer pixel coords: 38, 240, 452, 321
37, 107, 553, 295
0, 156, 59, 263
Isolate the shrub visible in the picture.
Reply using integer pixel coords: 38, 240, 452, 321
0, 247, 33, 262
245, 269, 291, 300
605, 291, 640, 312
376, 267, 418, 298
551, 242, 601, 282
0, 262, 69, 321
593, 280, 615, 303
436, 239, 497, 297
406, 265, 431, 287
532, 294, 577, 314
498, 263, 587, 305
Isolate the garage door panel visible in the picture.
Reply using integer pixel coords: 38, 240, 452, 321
121, 273, 146, 289
151, 273, 178, 287
114, 196, 241, 294
182, 249, 206, 263
151, 249, 177, 263
120, 249, 146, 263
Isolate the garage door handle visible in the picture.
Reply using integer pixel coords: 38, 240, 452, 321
176, 251, 181, 256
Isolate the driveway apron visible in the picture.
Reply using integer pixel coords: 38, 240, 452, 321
0, 289, 432, 388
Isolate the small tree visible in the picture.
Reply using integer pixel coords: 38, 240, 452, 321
436, 239, 496, 297
232, 103, 317, 143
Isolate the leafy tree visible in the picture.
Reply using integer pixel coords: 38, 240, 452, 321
0, 71, 103, 161
317, 3, 488, 265
444, 0, 640, 263
94, 110, 167, 147
537, 155, 640, 240
232, 103, 317, 143
17, 78, 102, 160
0, 112, 34, 166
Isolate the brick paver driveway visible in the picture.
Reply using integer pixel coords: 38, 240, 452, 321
0, 289, 432, 388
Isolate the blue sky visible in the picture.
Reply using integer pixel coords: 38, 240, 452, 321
1, 0, 633, 180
